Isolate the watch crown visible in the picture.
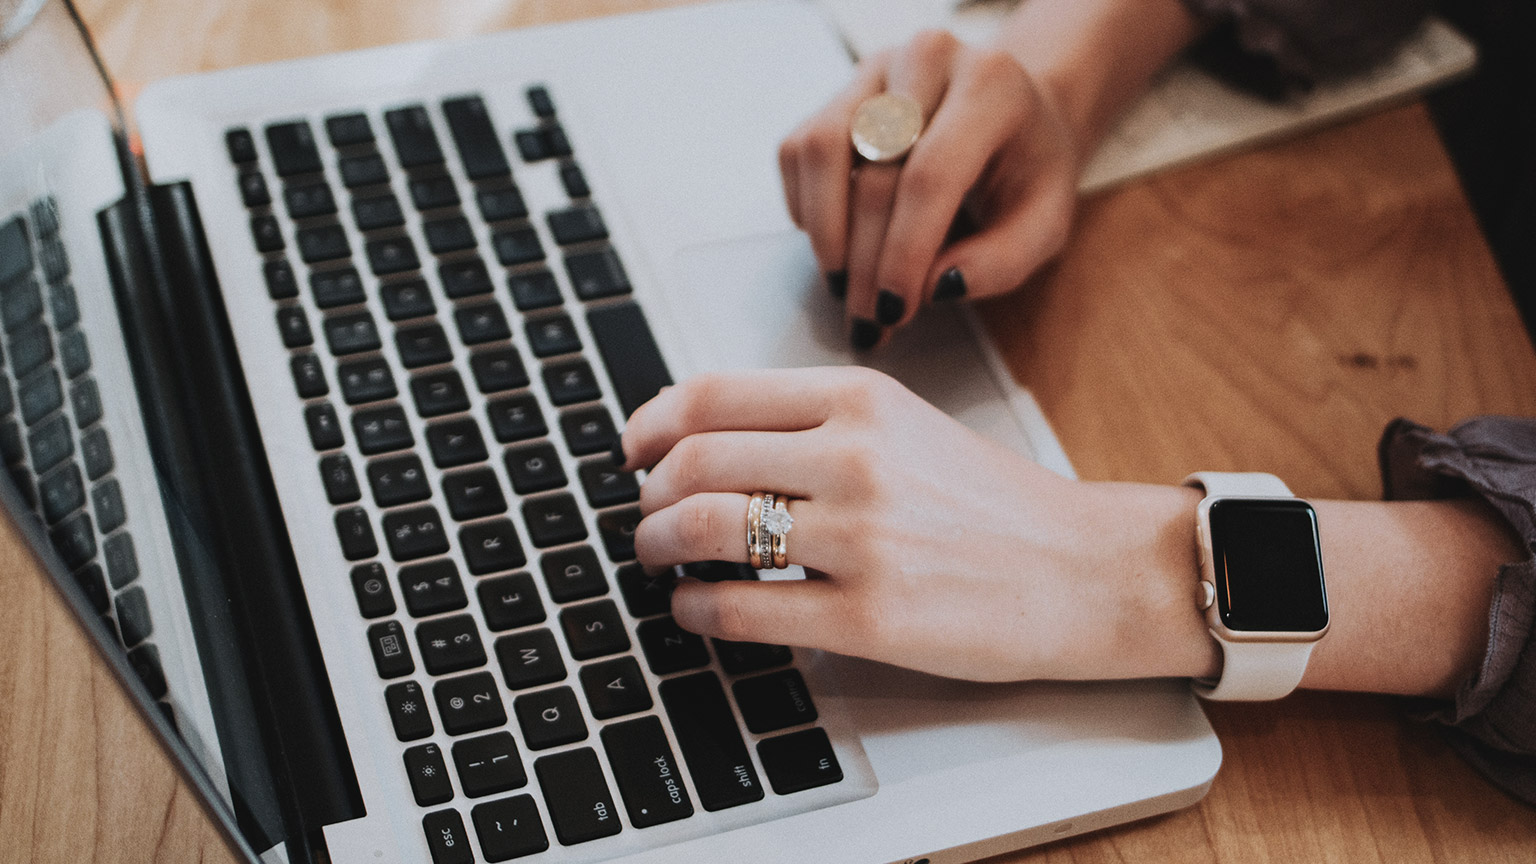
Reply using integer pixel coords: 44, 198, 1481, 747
1197, 580, 1216, 610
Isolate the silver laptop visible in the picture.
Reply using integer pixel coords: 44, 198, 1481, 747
0, 1, 1219, 862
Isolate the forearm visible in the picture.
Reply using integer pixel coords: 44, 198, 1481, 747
993, 0, 1202, 157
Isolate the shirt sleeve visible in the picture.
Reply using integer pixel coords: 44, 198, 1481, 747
1379, 416, 1536, 806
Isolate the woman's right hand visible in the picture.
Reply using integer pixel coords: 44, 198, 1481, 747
778, 30, 1081, 349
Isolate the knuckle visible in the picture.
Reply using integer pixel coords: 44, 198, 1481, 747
906, 29, 959, 68
707, 591, 754, 641
897, 156, 943, 205
804, 125, 846, 165
967, 47, 1024, 83
680, 497, 722, 554
668, 436, 712, 491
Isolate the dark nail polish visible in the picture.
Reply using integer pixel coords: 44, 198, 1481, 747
826, 270, 848, 299
850, 318, 882, 352
875, 290, 906, 325
933, 267, 968, 301
610, 440, 627, 468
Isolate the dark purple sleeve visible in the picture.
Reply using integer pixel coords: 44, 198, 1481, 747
1379, 416, 1536, 806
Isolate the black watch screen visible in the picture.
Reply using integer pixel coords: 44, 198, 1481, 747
1209, 498, 1328, 633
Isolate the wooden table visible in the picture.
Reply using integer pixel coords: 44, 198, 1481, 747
3, 0, 1533, 861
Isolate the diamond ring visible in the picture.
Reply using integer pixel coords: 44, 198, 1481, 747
747, 492, 795, 570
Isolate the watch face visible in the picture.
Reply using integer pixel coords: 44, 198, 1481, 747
1209, 498, 1328, 633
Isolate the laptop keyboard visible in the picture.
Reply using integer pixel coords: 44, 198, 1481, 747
228, 87, 845, 860
0, 199, 170, 720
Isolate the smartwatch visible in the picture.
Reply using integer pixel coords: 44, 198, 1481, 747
1185, 472, 1329, 701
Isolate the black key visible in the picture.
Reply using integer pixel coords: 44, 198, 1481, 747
33, 238, 62, 283
327, 310, 386, 356
514, 686, 586, 750
0, 218, 30, 284
351, 192, 404, 229
580, 657, 652, 720
381, 279, 435, 321
442, 467, 507, 520
478, 573, 545, 631
522, 494, 586, 548
417, 614, 487, 675
486, 395, 546, 443
659, 672, 765, 811
263, 259, 298, 299
19, 368, 61, 425
10, 322, 52, 377
533, 749, 621, 845
291, 354, 328, 398
757, 728, 843, 795
73, 389, 108, 448
338, 358, 397, 405
297, 225, 350, 263
404, 743, 455, 806
91, 478, 126, 534
39, 463, 85, 525
57, 329, 89, 380
319, 454, 362, 504
366, 236, 421, 275
476, 186, 527, 223
434, 671, 506, 736
103, 532, 138, 588
454, 303, 510, 345
578, 462, 639, 509
326, 112, 375, 147
225, 128, 257, 164
440, 258, 493, 299
542, 360, 600, 406
513, 129, 550, 163
559, 162, 590, 199
276, 307, 313, 347
385, 106, 446, 168
546, 205, 607, 246
539, 546, 607, 604
397, 324, 454, 369
413, 370, 471, 418
506, 269, 561, 312
383, 505, 451, 561
310, 267, 366, 308
443, 96, 511, 180
351, 562, 396, 618
617, 563, 672, 619
352, 405, 414, 454
303, 403, 345, 450
422, 809, 473, 864
470, 348, 528, 394
494, 628, 565, 690
454, 731, 526, 798
335, 507, 379, 560
525, 315, 580, 358
49, 282, 79, 329
638, 617, 710, 676
425, 217, 476, 255
385, 679, 434, 741
681, 560, 758, 583
460, 519, 527, 575
367, 619, 414, 678
128, 644, 168, 699
398, 559, 469, 617
265, 121, 323, 176
426, 418, 487, 468
10, 469, 35, 509
1, 276, 42, 331
472, 796, 548, 861
602, 716, 694, 828
28, 414, 73, 473
559, 407, 615, 457
565, 248, 631, 301
115, 586, 153, 647
503, 442, 565, 495
339, 154, 390, 189
587, 303, 673, 417
526, 86, 556, 119
407, 176, 460, 211
284, 182, 337, 219
544, 125, 572, 158
0, 421, 21, 464
597, 507, 641, 562
491, 227, 544, 267
72, 563, 109, 614
713, 640, 792, 676
250, 215, 284, 252
30, 198, 59, 238
733, 669, 818, 734
560, 600, 629, 660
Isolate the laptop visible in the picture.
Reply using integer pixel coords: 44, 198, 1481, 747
0, 1, 1219, 862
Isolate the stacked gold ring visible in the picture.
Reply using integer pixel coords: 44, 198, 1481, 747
746, 492, 794, 570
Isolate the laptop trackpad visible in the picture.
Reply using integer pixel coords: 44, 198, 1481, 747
664, 230, 1042, 460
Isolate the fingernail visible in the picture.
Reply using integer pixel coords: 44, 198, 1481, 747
850, 318, 882, 352
610, 440, 627, 469
826, 270, 848, 300
933, 267, 968, 301
875, 290, 905, 326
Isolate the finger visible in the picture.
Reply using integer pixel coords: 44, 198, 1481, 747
794, 60, 887, 278
778, 132, 803, 228
926, 173, 1075, 301
635, 492, 840, 573
671, 575, 845, 649
843, 162, 900, 349
639, 430, 827, 516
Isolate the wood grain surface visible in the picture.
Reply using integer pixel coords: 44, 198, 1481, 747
1, 0, 1532, 861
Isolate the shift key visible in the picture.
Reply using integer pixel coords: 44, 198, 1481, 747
659, 672, 764, 811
